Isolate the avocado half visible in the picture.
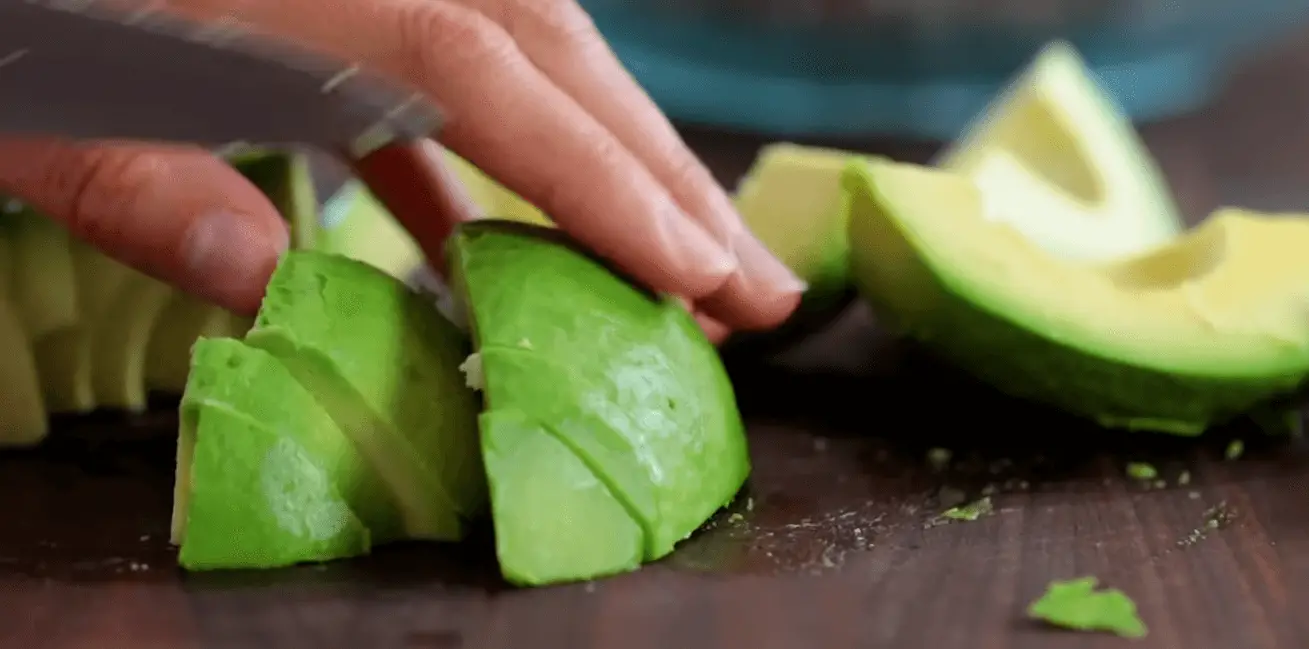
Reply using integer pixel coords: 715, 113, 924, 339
173, 251, 484, 568
844, 158, 1309, 435
936, 41, 1184, 261
448, 220, 750, 586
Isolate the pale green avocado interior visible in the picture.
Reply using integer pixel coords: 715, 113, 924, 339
937, 41, 1184, 262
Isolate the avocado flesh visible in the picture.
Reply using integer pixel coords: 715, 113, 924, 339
1, 206, 79, 338
147, 294, 254, 395
480, 410, 644, 586
446, 152, 552, 226
91, 271, 173, 412
448, 221, 750, 584
315, 181, 426, 279
33, 239, 133, 414
244, 251, 484, 539
0, 234, 49, 446
174, 338, 406, 568
937, 41, 1183, 261
844, 159, 1309, 434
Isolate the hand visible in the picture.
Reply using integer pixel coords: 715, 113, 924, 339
0, 0, 805, 343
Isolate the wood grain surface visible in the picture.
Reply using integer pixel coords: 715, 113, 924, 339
4, 33, 1309, 649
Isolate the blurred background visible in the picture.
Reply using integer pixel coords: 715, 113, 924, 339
577, 0, 1309, 139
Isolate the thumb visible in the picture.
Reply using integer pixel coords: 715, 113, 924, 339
0, 138, 290, 314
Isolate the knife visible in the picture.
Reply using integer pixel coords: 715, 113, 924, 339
0, 0, 443, 158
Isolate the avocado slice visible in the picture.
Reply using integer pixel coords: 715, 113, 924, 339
936, 41, 1184, 261
448, 221, 750, 585
175, 338, 406, 569
445, 152, 552, 226
244, 251, 484, 540
315, 181, 426, 279
844, 159, 1309, 434
1, 203, 79, 338
725, 143, 860, 353
91, 271, 173, 411
146, 294, 254, 395
0, 234, 49, 446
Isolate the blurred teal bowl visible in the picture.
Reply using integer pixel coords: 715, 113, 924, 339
580, 1, 1309, 139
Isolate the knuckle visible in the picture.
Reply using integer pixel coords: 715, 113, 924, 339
55, 149, 169, 241
394, 2, 518, 83
506, 0, 601, 48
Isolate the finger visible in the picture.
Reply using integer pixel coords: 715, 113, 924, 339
696, 313, 732, 346
155, 0, 740, 309
0, 138, 289, 314
453, 0, 807, 329
352, 139, 483, 273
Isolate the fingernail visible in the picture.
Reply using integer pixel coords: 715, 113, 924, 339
733, 230, 808, 295
184, 211, 289, 310
658, 205, 739, 279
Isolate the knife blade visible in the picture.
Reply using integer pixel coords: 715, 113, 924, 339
0, 0, 443, 158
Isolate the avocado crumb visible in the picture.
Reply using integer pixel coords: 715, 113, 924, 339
1125, 462, 1157, 481
1224, 440, 1244, 460
926, 448, 952, 472
1027, 576, 1147, 638
457, 353, 483, 391
941, 496, 994, 522
1177, 471, 1191, 486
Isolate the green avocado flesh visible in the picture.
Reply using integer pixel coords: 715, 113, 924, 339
314, 181, 425, 280
244, 252, 484, 538
448, 220, 750, 586
175, 338, 404, 569
176, 251, 484, 568
844, 158, 1309, 434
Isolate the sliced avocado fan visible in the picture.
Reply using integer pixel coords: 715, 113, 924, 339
244, 252, 485, 538
937, 41, 1184, 261
447, 221, 750, 586
175, 251, 484, 568
844, 158, 1309, 435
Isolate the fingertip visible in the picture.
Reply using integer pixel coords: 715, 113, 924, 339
182, 209, 289, 314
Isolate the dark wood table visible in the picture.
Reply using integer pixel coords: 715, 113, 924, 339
5, 34, 1309, 649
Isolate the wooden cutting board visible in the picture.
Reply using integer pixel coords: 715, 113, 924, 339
4, 33, 1309, 649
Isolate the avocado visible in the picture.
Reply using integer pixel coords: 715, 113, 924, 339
447, 221, 750, 585
0, 234, 49, 446
843, 158, 1309, 435
147, 294, 254, 395
33, 238, 133, 413
91, 271, 173, 411
315, 180, 425, 279
445, 152, 552, 226
936, 41, 1184, 261
175, 338, 406, 569
244, 251, 484, 540
1, 202, 79, 338
725, 143, 859, 354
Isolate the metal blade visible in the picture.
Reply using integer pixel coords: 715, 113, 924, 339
0, 0, 443, 157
